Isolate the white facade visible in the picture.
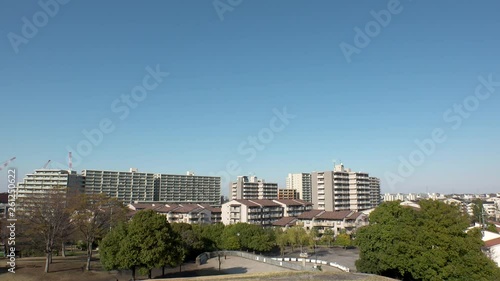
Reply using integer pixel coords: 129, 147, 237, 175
221, 199, 312, 227
286, 173, 312, 202
83, 169, 221, 205
17, 169, 83, 200
311, 164, 380, 212
231, 176, 278, 200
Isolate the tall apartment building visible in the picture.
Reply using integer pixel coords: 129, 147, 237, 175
17, 169, 84, 209
156, 172, 221, 205
83, 169, 221, 205
231, 176, 278, 200
82, 169, 157, 202
286, 173, 312, 202
311, 164, 380, 212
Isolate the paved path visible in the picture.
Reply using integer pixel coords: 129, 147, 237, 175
200, 256, 292, 274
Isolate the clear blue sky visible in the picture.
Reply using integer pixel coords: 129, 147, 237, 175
1, 0, 499, 195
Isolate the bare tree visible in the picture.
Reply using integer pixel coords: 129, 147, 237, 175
71, 193, 127, 271
20, 187, 72, 273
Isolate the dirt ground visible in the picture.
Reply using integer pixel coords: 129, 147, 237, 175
0, 253, 388, 281
0, 255, 292, 281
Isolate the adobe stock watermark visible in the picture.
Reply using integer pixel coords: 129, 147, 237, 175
385, 74, 500, 190
213, 0, 243, 21
50, 65, 169, 170
339, 0, 409, 63
6, 168, 17, 273
210, 107, 296, 185
7, 0, 71, 54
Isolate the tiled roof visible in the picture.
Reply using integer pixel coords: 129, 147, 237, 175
129, 203, 157, 210
200, 204, 221, 213
154, 205, 177, 213
273, 199, 312, 206
297, 210, 324, 219
485, 237, 500, 247
233, 199, 261, 207
316, 210, 352, 220
273, 216, 298, 227
171, 204, 204, 213
251, 199, 281, 207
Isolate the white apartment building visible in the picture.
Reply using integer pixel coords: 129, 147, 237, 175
311, 164, 380, 212
17, 169, 83, 202
222, 199, 283, 227
286, 173, 312, 202
156, 172, 221, 205
221, 199, 312, 227
83, 169, 221, 205
128, 203, 215, 224
294, 209, 369, 235
83, 169, 156, 203
231, 176, 278, 200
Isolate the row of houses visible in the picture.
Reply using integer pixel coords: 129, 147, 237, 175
127, 203, 222, 224
128, 199, 369, 236
273, 210, 368, 236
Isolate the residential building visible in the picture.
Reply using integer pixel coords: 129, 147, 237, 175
311, 164, 380, 212
231, 176, 278, 200
278, 188, 298, 200
222, 199, 283, 227
156, 172, 221, 205
286, 173, 312, 202
369, 177, 381, 206
83, 169, 156, 202
221, 199, 312, 227
293, 209, 368, 235
17, 169, 83, 209
273, 199, 313, 217
128, 203, 213, 224
83, 169, 221, 205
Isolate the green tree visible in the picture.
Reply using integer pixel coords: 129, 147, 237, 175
287, 226, 310, 253
320, 229, 335, 247
195, 223, 225, 251
274, 228, 288, 256
100, 210, 183, 281
356, 200, 500, 281
472, 199, 485, 223
171, 223, 205, 260
221, 223, 274, 253
72, 193, 127, 271
334, 233, 351, 249
487, 223, 499, 234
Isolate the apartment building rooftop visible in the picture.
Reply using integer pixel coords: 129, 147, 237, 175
273, 216, 298, 227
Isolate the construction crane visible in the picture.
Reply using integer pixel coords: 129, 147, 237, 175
0, 157, 16, 172
43, 160, 51, 169
68, 152, 72, 171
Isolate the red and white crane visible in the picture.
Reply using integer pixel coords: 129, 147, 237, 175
0, 157, 16, 172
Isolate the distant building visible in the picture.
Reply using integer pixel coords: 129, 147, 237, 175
128, 203, 218, 224
83, 169, 221, 205
231, 176, 278, 200
222, 199, 283, 227
293, 209, 368, 235
17, 169, 83, 210
221, 199, 312, 227
83, 169, 156, 202
277, 188, 298, 200
311, 164, 380, 212
286, 173, 312, 202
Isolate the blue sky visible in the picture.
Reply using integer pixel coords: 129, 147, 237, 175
1, 0, 499, 195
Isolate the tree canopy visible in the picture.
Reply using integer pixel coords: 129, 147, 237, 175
356, 200, 500, 281
100, 210, 183, 280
